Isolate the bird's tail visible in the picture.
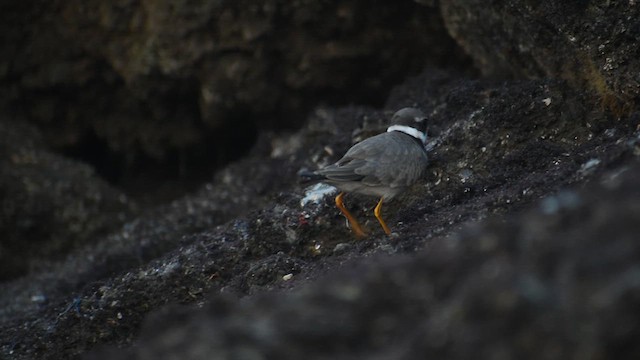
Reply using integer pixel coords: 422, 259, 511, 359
297, 168, 326, 183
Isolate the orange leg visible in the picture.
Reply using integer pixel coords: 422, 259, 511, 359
374, 198, 392, 235
335, 192, 367, 238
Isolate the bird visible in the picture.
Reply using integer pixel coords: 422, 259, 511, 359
302, 107, 429, 237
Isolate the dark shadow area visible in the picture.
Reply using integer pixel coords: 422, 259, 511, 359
60, 115, 258, 207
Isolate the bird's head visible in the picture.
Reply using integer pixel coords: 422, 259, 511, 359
387, 107, 428, 145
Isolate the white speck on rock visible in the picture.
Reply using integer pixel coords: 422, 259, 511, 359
30, 294, 46, 303
542, 97, 552, 106
323, 146, 334, 156
282, 273, 293, 281
333, 243, 350, 254
158, 260, 181, 276
458, 168, 473, 183
271, 134, 303, 158
579, 158, 601, 176
540, 190, 581, 215
603, 57, 614, 71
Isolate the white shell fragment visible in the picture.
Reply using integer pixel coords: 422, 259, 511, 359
300, 183, 338, 207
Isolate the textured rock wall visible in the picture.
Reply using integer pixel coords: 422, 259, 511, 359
439, 1, 640, 111
1, 0, 463, 161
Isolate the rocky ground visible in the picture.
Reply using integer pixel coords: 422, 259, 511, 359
1, 1, 640, 359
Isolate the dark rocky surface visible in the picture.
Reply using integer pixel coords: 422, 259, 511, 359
88, 163, 640, 360
0, 120, 135, 281
1, 1, 640, 359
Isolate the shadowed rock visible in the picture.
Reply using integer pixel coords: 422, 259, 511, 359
438, 0, 640, 111
2, 69, 639, 359
0, 120, 134, 280
87, 150, 640, 360
0, 0, 466, 182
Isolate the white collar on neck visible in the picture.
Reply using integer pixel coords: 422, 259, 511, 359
387, 125, 426, 144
